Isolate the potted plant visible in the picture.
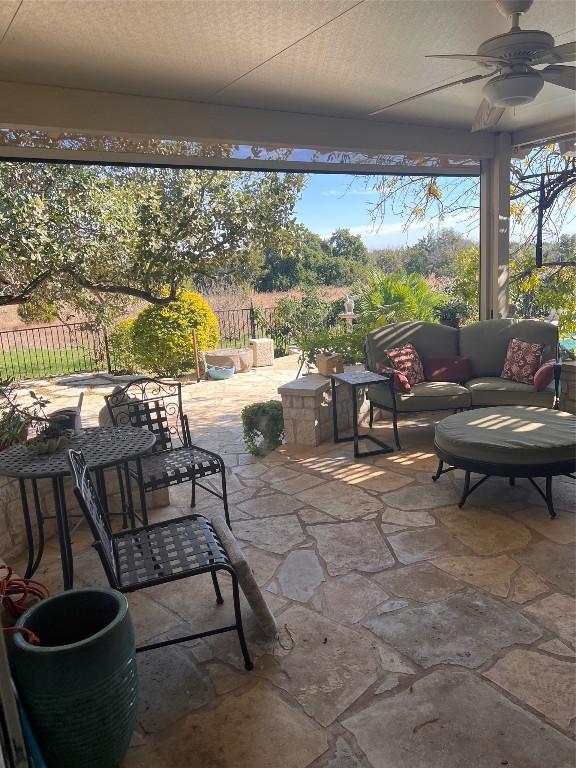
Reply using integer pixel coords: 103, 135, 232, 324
0, 378, 74, 454
0, 378, 51, 451
436, 299, 470, 329
241, 401, 284, 456
11, 587, 137, 768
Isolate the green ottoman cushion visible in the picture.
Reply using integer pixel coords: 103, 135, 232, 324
435, 406, 576, 466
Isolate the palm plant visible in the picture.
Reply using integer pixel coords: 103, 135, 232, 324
354, 271, 446, 325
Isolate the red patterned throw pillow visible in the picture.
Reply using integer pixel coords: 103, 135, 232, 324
375, 362, 411, 392
501, 338, 543, 384
533, 359, 555, 392
385, 343, 425, 387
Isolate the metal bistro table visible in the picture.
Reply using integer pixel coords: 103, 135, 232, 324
0, 426, 156, 590
330, 370, 395, 458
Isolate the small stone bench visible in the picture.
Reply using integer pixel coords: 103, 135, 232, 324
278, 370, 368, 447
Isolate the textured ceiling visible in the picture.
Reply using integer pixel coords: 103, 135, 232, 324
0, 0, 574, 132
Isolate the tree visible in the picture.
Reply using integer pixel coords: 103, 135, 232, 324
255, 226, 368, 291
447, 243, 576, 335
354, 271, 446, 324
0, 163, 305, 318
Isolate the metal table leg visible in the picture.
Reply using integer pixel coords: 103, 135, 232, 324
18, 479, 35, 579
52, 476, 73, 590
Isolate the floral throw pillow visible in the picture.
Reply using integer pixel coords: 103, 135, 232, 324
385, 343, 425, 387
501, 338, 543, 384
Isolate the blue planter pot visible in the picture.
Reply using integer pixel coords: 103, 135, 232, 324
12, 588, 137, 768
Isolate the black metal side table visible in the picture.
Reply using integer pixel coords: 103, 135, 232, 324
330, 370, 395, 458
0, 426, 156, 590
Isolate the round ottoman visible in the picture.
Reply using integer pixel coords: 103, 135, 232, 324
433, 406, 576, 518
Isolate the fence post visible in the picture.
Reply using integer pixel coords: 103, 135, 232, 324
249, 301, 257, 339
192, 329, 201, 384
102, 329, 112, 373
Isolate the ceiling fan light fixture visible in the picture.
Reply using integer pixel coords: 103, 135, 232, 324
483, 71, 544, 107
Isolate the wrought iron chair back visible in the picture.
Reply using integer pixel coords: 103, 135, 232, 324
105, 378, 189, 451
68, 449, 120, 588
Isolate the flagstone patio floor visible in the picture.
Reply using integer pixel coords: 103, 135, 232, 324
12, 361, 576, 768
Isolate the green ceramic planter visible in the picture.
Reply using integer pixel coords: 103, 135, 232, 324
12, 588, 137, 768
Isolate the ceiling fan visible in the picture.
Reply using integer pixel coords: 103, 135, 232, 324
370, 0, 576, 131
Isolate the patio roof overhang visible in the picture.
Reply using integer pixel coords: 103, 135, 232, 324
0, 0, 574, 319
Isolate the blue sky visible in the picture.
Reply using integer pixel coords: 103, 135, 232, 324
294, 173, 479, 250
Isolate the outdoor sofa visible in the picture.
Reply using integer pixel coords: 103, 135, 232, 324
365, 319, 560, 450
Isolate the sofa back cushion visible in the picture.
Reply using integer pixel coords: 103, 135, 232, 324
424, 355, 472, 383
458, 319, 558, 378
366, 322, 459, 372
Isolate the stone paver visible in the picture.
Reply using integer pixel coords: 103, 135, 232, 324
342, 668, 575, 768
511, 507, 576, 545
510, 565, 549, 604
323, 737, 365, 768
484, 649, 576, 729
380, 507, 435, 527
308, 521, 395, 576
277, 549, 325, 602
434, 505, 532, 555
295, 480, 383, 521
433, 554, 518, 598
320, 573, 389, 624
515, 540, 576, 595
126, 682, 329, 768
381, 483, 459, 510
261, 605, 379, 726
387, 527, 470, 565
234, 514, 307, 554
371, 562, 464, 603
523, 593, 576, 645
237, 491, 303, 518
364, 590, 542, 668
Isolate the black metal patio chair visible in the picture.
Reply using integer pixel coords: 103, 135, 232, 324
68, 449, 252, 669
104, 378, 230, 528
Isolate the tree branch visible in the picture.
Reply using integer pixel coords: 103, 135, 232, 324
0, 271, 53, 306
61, 269, 178, 305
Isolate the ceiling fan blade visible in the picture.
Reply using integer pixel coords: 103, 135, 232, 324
532, 41, 576, 65
471, 99, 505, 132
426, 53, 508, 66
369, 74, 490, 116
540, 64, 576, 91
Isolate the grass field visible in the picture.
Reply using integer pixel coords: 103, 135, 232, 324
0, 346, 103, 380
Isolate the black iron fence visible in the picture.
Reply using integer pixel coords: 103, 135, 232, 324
0, 322, 108, 381
0, 307, 276, 381
215, 306, 274, 348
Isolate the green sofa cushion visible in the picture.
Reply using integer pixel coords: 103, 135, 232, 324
367, 380, 470, 412
459, 319, 558, 378
435, 406, 575, 466
365, 321, 458, 373
466, 377, 555, 408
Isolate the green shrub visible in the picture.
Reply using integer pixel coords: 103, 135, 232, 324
241, 400, 284, 456
266, 289, 336, 353
132, 291, 220, 376
107, 318, 138, 374
299, 321, 375, 368
354, 271, 446, 324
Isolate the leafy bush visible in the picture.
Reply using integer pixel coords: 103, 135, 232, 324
266, 289, 336, 353
354, 271, 446, 324
132, 291, 220, 376
107, 318, 138, 374
241, 400, 284, 456
299, 321, 375, 368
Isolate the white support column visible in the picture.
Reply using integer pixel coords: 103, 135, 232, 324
479, 132, 512, 320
